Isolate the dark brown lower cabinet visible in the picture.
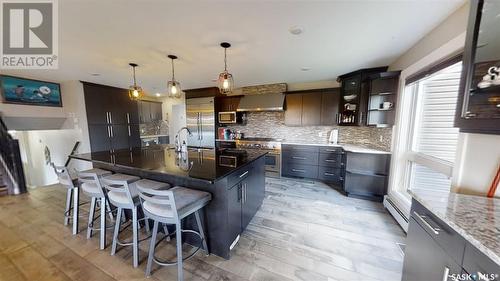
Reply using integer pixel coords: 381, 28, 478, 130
282, 144, 345, 187
282, 144, 390, 201
226, 159, 265, 251
402, 217, 462, 281
343, 152, 390, 201
403, 199, 500, 281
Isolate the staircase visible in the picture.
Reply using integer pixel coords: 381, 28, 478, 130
0, 172, 7, 196
0, 114, 27, 195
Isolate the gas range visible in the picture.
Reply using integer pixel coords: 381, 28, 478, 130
234, 137, 282, 177
235, 138, 283, 151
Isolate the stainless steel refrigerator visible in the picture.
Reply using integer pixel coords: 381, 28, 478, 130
186, 97, 215, 148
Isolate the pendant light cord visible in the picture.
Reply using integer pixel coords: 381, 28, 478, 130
224, 48, 227, 71
171, 58, 175, 80
132, 66, 137, 87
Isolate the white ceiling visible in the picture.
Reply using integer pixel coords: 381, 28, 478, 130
3, 0, 464, 95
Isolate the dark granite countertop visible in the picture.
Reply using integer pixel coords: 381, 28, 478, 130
410, 189, 500, 266
70, 145, 267, 183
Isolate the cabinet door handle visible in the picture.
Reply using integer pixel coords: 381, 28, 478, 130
239, 171, 249, 178
109, 112, 113, 124
292, 169, 305, 173
110, 126, 114, 138
245, 184, 247, 203
441, 267, 449, 281
413, 211, 440, 235
126, 113, 130, 124
292, 156, 306, 160
128, 125, 131, 137
107, 125, 111, 137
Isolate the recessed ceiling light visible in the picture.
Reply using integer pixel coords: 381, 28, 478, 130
301, 67, 311, 71
155, 93, 161, 97
289, 26, 303, 35
90, 73, 100, 76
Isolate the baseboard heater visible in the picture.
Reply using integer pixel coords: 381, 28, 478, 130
383, 195, 409, 233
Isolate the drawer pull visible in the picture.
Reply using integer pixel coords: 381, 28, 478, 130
325, 149, 338, 152
441, 267, 449, 281
324, 172, 335, 176
325, 159, 336, 163
292, 156, 307, 160
239, 171, 249, 178
292, 169, 305, 173
413, 211, 441, 235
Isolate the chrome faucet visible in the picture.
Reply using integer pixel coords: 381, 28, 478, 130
175, 127, 192, 152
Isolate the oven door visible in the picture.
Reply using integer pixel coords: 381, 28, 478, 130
264, 151, 281, 177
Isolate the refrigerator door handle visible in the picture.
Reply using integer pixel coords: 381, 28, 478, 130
198, 112, 202, 140
200, 112, 203, 140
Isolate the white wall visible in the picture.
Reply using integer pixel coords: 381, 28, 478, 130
160, 93, 186, 144
1, 79, 92, 186
388, 2, 500, 197
389, 3, 469, 71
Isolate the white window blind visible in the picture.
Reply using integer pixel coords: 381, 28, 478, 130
406, 61, 462, 192
412, 62, 461, 163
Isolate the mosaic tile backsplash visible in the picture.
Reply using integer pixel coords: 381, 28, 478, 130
226, 111, 393, 151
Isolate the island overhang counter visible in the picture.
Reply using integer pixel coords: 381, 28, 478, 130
70, 145, 267, 259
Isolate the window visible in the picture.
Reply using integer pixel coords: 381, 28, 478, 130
392, 59, 462, 201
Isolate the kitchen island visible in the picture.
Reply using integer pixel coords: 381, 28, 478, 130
70, 145, 267, 259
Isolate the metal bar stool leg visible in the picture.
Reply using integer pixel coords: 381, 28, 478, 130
146, 220, 159, 277
100, 197, 107, 250
175, 220, 183, 281
195, 211, 209, 255
132, 206, 139, 268
111, 207, 123, 256
87, 197, 96, 239
72, 187, 80, 235
64, 188, 72, 226
105, 199, 115, 221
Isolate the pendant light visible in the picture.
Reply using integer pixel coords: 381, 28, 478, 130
167, 55, 182, 98
128, 63, 144, 100
217, 42, 234, 94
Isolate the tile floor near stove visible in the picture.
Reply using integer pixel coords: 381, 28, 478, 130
0, 177, 405, 281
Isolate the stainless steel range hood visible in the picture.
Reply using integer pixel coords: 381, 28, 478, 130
236, 93, 285, 112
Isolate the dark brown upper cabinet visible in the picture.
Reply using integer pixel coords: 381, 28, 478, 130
320, 89, 340, 125
217, 96, 242, 112
284, 93, 303, 126
455, 0, 500, 134
366, 71, 400, 127
184, 87, 222, 99
284, 88, 340, 126
301, 92, 322, 126
337, 67, 388, 126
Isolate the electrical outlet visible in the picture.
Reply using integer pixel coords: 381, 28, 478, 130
379, 135, 383, 142
318, 132, 323, 137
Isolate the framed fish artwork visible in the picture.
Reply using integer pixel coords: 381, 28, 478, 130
0, 75, 62, 107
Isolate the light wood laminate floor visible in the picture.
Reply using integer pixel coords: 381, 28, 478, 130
0, 177, 405, 281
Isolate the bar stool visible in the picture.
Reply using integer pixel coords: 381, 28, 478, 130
78, 168, 114, 250
137, 185, 211, 280
103, 176, 169, 268
52, 165, 84, 235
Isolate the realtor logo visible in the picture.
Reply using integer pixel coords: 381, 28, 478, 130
0, 0, 58, 69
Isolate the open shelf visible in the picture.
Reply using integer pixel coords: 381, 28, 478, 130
370, 92, 394, 96
368, 108, 393, 111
